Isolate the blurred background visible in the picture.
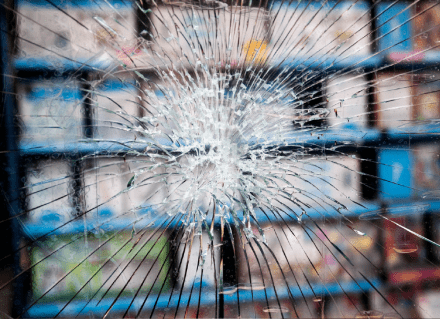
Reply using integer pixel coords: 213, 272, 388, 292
2, 0, 440, 318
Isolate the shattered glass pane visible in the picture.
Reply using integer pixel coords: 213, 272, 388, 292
2, 0, 440, 318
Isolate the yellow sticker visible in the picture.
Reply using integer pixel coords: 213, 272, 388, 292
243, 39, 269, 65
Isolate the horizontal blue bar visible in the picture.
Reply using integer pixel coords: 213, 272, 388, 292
14, 57, 112, 75
278, 54, 386, 72
17, 0, 133, 9
23, 212, 176, 237
22, 201, 380, 238
25, 278, 381, 317
387, 123, 440, 140
271, 0, 370, 12
24, 198, 440, 239
27, 87, 81, 101
19, 139, 173, 156
15, 51, 440, 79
18, 123, 440, 157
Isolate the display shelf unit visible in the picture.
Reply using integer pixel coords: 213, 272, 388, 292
2, 0, 440, 317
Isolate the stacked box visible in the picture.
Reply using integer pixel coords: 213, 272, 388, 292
236, 220, 380, 303
379, 145, 440, 199
412, 145, 440, 193
30, 229, 171, 304
375, 72, 413, 129
270, 1, 371, 61
150, 5, 272, 69
17, 0, 137, 64
17, 79, 83, 143
83, 158, 129, 218
413, 2, 440, 56
412, 73, 440, 122
376, 2, 412, 56
94, 78, 141, 139
277, 156, 361, 211
25, 160, 72, 223
378, 2, 440, 59
326, 75, 368, 128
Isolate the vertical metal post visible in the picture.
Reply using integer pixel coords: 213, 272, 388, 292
218, 221, 237, 318
423, 212, 439, 264
366, 0, 378, 128
0, 0, 26, 316
361, 1, 379, 201
81, 79, 93, 139
71, 77, 93, 219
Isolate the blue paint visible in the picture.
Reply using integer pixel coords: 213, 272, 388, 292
17, 0, 132, 9
278, 53, 385, 71
14, 57, 112, 74
18, 124, 440, 157
26, 278, 381, 317
271, 0, 370, 12
23, 201, 381, 239
24, 212, 182, 237
27, 87, 81, 101
97, 79, 138, 92
378, 148, 413, 199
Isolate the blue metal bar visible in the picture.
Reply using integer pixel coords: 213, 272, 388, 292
14, 52, 440, 78
18, 139, 171, 157
25, 278, 381, 317
24, 199, 440, 247
17, 124, 440, 157
16, 0, 133, 8
14, 57, 112, 78
22, 202, 382, 238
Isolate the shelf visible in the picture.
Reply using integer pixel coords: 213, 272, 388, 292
25, 278, 382, 317
17, 123, 440, 157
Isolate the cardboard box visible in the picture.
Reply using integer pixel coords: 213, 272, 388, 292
413, 3, 440, 54
376, 72, 412, 129
18, 79, 83, 143
412, 73, 440, 122
326, 75, 368, 128
379, 2, 440, 60
279, 156, 361, 208
94, 77, 141, 139
376, 2, 412, 55
270, 1, 371, 60
17, 1, 136, 63
379, 145, 440, 199
237, 219, 379, 290
412, 145, 440, 192
31, 229, 171, 304
150, 5, 272, 69
25, 159, 72, 223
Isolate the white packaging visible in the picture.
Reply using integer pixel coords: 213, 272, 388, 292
326, 75, 368, 128
18, 80, 82, 143
376, 72, 412, 129
270, 1, 371, 61
280, 156, 361, 210
17, 2, 136, 63
150, 4, 272, 69
94, 78, 141, 139
25, 160, 72, 223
